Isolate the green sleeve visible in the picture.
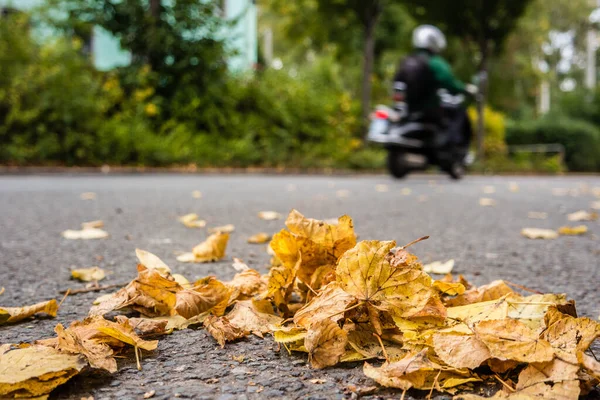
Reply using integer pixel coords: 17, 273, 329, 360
429, 56, 465, 94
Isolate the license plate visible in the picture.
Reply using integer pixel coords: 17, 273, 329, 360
404, 153, 427, 165
369, 119, 388, 135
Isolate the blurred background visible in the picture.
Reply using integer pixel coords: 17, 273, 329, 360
1, 0, 600, 173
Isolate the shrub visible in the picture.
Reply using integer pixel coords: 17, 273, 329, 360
467, 106, 507, 157
0, 14, 112, 165
506, 117, 600, 172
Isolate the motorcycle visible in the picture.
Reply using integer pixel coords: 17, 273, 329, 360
366, 82, 475, 180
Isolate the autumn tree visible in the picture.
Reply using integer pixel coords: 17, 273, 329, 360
50, 0, 228, 110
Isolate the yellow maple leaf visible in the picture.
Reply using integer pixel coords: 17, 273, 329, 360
542, 306, 600, 364
285, 209, 356, 258
473, 319, 554, 363
336, 240, 437, 319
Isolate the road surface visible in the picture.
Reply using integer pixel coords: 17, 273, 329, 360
1, 173, 599, 399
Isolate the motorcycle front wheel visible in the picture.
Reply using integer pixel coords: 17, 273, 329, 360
387, 149, 410, 179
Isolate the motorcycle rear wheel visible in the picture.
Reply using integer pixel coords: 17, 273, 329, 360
387, 150, 410, 179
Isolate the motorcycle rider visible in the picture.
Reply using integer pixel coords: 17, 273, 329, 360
393, 25, 475, 148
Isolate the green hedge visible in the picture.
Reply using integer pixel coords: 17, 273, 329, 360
506, 117, 600, 172
0, 14, 385, 169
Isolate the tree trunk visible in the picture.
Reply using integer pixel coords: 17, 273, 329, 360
361, 19, 377, 124
476, 41, 489, 162
150, 0, 160, 18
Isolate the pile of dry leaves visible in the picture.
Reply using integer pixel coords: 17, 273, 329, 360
1, 210, 599, 399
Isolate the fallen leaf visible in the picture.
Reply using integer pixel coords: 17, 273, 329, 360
473, 319, 554, 363
514, 360, 580, 399
520, 228, 558, 239
143, 390, 156, 399
175, 277, 230, 318
204, 315, 248, 347
479, 198, 496, 207
62, 228, 109, 240
0, 299, 58, 325
177, 233, 229, 263
0, 345, 86, 398
400, 187, 412, 195
226, 269, 266, 303
49, 316, 159, 356
231, 258, 250, 272
444, 280, 514, 307
149, 315, 204, 331
310, 379, 326, 384
191, 190, 202, 199
375, 184, 389, 192
591, 201, 600, 210
336, 240, 437, 319
363, 350, 478, 391
80, 192, 96, 200
509, 182, 519, 192
135, 249, 172, 275
543, 307, 600, 364
258, 211, 282, 220
294, 283, 356, 328
172, 274, 191, 288
71, 267, 106, 282
482, 185, 495, 194
432, 332, 491, 369
81, 220, 104, 229
567, 210, 598, 221
558, 225, 588, 235
432, 281, 465, 296
178, 213, 206, 228
247, 232, 271, 244
336, 190, 350, 198
226, 300, 282, 338
305, 319, 348, 369
115, 316, 168, 335
423, 259, 455, 274
89, 265, 182, 317
43, 323, 117, 373
232, 354, 245, 363
0, 288, 4, 295
208, 224, 235, 234
527, 211, 548, 219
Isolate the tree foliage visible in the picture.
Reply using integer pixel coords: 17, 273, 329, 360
51, 0, 228, 109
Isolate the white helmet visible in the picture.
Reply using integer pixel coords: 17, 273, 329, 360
412, 25, 447, 53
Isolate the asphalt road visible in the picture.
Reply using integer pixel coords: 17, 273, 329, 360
1, 173, 599, 400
